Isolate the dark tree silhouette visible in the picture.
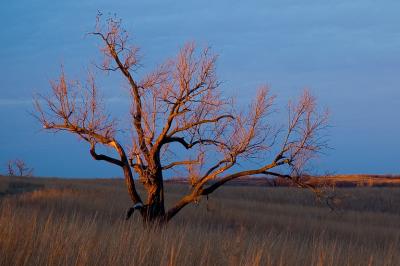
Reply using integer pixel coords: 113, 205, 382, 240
6, 159, 34, 177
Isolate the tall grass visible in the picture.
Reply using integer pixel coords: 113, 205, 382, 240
0, 176, 399, 265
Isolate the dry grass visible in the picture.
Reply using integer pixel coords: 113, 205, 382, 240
0, 176, 399, 266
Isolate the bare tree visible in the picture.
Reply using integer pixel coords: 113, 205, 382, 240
34, 15, 328, 223
6, 161, 15, 176
6, 159, 34, 177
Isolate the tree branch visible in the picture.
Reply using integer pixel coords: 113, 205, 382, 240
168, 114, 234, 137
91, 23, 150, 160
162, 160, 200, 170
162, 136, 227, 150
200, 160, 288, 196
90, 142, 123, 167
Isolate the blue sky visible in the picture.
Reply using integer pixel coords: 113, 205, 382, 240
0, 1, 399, 177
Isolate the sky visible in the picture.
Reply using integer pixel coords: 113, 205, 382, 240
0, 0, 399, 177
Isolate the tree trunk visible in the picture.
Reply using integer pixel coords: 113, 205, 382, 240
143, 186, 165, 221
141, 169, 166, 224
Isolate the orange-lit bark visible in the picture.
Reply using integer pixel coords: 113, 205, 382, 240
35, 14, 329, 224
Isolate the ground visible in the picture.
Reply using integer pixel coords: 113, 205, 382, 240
0, 176, 399, 265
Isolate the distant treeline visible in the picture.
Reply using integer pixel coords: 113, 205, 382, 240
166, 174, 400, 187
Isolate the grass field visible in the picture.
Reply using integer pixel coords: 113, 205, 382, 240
0, 176, 399, 266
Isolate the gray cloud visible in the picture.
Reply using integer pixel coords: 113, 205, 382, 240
1, 0, 399, 176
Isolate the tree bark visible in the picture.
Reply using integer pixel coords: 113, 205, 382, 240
136, 162, 166, 223
143, 183, 165, 222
